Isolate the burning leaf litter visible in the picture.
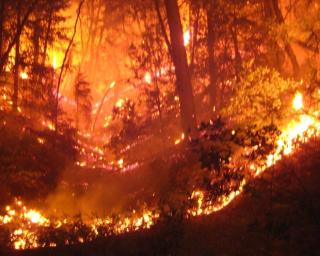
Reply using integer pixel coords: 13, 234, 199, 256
1, 92, 320, 250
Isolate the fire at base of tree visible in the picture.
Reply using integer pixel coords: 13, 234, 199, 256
1, 0, 320, 255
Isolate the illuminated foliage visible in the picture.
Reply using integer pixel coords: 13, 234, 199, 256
223, 62, 297, 126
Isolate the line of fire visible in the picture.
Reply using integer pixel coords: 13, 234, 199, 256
0, 0, 320, 255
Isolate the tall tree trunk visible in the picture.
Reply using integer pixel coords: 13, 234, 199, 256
206, 0, 219, 114
89, 0, 102, 84
76, 95, 79, 129
42, 6, 53, 66
231, 4, 241, 81
0, 1, 5, 58
189, 0, 200, 78
33, 19, 40, 66
13, 8, 21, 111
164, 0, 197, 133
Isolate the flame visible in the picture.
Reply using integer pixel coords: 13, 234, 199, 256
109, 81, 116, 89
115, 98, 124, 108
0, 199, 159, 250
37, 138, 45, 144
52, 55, 57, 70
144, 72, 152, 84
41, 120, 55, 131
183, 30, 190, 46
1, 92, 320, 250
293, 91, 303, 111
24, 210, 48, 225
189, 92, 320, 216
5, 64, 10, 72
117, 158, 124, 168
174, 133, 185, 145
20, 71, 28, 80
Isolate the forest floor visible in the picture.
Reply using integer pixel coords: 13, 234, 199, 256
5, 139, 320, 256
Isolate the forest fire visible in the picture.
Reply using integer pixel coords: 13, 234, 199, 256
188, 92, 320, 216
1, 0, 320, 254
0, 199, 159, 250
1, 92, 319, 250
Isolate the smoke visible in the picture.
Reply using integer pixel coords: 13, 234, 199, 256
43, 159, 171, 219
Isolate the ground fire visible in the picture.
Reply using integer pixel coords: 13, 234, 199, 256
1, 0, 320, 255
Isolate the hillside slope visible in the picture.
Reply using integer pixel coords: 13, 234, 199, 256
8, 140, 320, 256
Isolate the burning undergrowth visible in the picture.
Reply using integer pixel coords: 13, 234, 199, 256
1, 92, 320, 250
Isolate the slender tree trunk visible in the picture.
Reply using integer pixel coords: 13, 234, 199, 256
42, 6, 53, 66
231, 26, 241, 79
190, 0, 200, 78
33, 19, 40, 66
89, 0, 102, 84
85, 0, 94, 60
231, 4, 241, 81
13, 8, 21, 111
164, 0, 197, 133
91, 84, 112, 133
76, 95, 79, 129
55, 0, 84, 130
206, 0, 219, 113
0, 1, 5, 58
